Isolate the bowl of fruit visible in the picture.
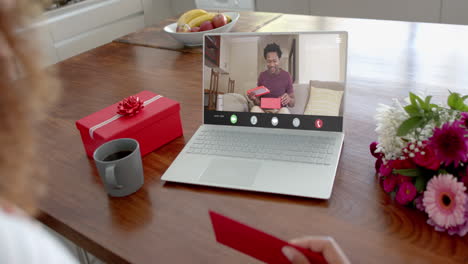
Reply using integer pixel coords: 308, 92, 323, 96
164, 9, 239, 46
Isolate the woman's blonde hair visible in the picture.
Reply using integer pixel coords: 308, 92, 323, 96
0, 0, 60, 215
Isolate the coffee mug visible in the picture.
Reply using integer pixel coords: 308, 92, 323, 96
93, 138, 144, 197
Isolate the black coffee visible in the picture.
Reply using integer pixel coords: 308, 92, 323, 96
103, 151, 132, 161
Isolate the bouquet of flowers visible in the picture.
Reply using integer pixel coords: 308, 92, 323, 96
370, 92, 468, 236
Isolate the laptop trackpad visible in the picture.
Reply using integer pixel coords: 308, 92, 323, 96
199, 158, 260, 187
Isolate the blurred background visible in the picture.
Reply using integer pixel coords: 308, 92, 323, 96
34, 0, 468, 66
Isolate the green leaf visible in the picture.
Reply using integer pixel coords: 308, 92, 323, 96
424, 95, 432, 105
429, 104, 438, 109
415, 175, 427, 192
448, 93, 459, 109
455, 99, 464, 109
404, 105, 421, 117
447, 92, 468, 111
393, 168, 424, 177
409, 92, 418, 106
396, 116, 424, 137
415, 96, 425, 108
422, 96, 432, 111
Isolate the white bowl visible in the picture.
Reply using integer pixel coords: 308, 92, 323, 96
163, 12, 240, 46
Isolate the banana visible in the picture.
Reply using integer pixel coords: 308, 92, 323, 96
226, 14, 232, 23
187, 13, 216, 28
177, 9, 207, 27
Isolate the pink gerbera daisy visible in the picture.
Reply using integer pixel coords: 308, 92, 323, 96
428, 121, 468, 167
423, 174, 467, 228
427, 202, 468, 236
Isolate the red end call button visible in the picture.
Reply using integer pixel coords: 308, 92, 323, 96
315, 119, 323, 128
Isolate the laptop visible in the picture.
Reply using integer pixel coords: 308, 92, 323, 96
162, 31, 348, 199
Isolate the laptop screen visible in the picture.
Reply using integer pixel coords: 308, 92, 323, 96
203, 32, 347, 132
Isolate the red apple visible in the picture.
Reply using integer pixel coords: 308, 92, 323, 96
191, 27, 200, 32
212, 13, 227, 28
200, 21, 214, 31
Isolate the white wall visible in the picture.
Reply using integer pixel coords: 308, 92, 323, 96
228, 37, 259, 95
441, 0, 468, 25
297, 33, 345, 83
171, 0, 196, 15
219, 36, 231, 72
142, 0, 173, 25
307, 0, 440, 23
256, 0, 310, 15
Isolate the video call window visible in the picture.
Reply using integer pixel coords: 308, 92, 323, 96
204, 33, 347, 117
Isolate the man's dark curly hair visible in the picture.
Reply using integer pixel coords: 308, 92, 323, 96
263, 43, 282, 59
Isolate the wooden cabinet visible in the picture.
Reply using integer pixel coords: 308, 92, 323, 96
204, 35, 221, 68
204, 36, 231, 73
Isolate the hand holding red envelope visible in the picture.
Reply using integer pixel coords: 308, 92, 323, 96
209, 211, 327, 264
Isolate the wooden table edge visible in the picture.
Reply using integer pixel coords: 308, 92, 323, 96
37, 212, 129, 264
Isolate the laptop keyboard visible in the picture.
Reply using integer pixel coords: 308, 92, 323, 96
186, 129, 336, 165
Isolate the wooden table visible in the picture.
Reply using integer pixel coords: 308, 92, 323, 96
38, 12, 468, 264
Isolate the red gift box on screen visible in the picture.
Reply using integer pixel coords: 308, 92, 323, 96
76, 90, 183, 157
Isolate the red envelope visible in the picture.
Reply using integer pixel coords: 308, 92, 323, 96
261, 97, 281, 109
209, 211, 327, 264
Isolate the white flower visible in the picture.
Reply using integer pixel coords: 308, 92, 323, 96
374, 101, 408, 160
374, 95, 460, 161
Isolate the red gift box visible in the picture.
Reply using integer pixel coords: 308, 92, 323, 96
76, 91, 183, 157
260, 98, 281, 109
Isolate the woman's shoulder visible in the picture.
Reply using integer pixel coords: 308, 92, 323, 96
0, 211, 78, 264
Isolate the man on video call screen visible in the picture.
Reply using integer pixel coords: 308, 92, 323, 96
203, 32, 346, 122
248, 43, 295, 114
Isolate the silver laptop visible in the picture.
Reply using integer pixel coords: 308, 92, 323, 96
162, 31, 347, 199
